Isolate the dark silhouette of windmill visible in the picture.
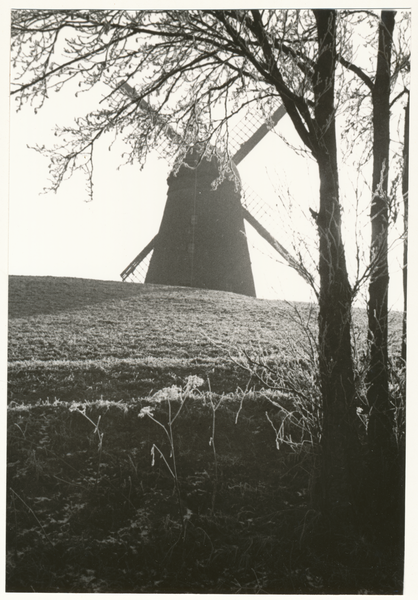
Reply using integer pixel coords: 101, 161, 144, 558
120, 83, 310, 295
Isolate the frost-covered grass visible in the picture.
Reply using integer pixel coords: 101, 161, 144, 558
7, 276, 404, 593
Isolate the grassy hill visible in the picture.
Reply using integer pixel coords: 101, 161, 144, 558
7, 276, 404, 594
8, 275, 313, 357
8, 275, 321, 403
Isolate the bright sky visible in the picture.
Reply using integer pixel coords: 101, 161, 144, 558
9, 81, 405, 311
8, 81, 317, 302
6, 7, 409, 313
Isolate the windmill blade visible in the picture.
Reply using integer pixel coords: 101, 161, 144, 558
120, 235, 158, 281
241, 207, 311, 285
238, 181, 311, 285
121, 82, 181, 155
232, 104, 286, 165
227, 105, 311, 286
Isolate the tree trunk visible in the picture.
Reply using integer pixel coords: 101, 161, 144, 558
316, 158, 360, 528
366, 11, 396, 508
312, 10, 361, 531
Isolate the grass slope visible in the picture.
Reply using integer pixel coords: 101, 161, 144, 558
8, 275, 320, 402
7, 276, 404, 593
8, 275, 311, 359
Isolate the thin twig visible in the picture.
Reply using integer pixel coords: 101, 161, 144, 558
9, 487, 55, 547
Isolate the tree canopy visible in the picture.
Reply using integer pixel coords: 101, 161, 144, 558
11, 10, 409, 197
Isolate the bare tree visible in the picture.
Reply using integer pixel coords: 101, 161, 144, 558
335, 11, 409, 533
10, 9, 410, 540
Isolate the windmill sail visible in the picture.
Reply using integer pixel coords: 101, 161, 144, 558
231, 104, 287, 165
120, 235, 158, 283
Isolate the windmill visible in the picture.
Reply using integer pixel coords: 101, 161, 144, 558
120, 83, 311, 295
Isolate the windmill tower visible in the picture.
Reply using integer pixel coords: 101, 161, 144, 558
145, 147, 256, 296
120, 85, 310, 294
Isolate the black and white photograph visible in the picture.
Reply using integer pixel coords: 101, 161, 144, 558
6, 5, 412, 594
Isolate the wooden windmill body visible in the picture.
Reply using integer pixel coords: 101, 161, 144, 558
145, 147, 256, 296
120, 85, 310, 294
